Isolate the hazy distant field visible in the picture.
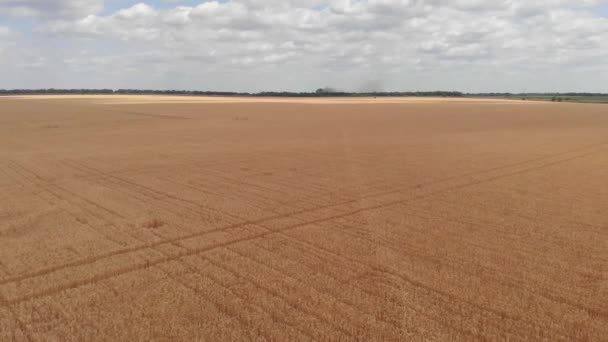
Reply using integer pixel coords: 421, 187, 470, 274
1, 95, 606, 340
479, 95, 608, 104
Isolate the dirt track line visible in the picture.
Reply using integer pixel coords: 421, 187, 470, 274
357, 141, 608, 199
0, 151, 271, 192
176, 153, 338, 200
248, 236, 502, 340
164, 142, 607, 226
2, 146, 601, 313
8, 160, 128, 221
330, 224, 578, 339
225, 244, 396, 336
61, 160, 241, 236
225, 242, 432, 339
38, 100, 192, 120
0, 292, 33, 342
198, 252, 355, 339
154, 266, 273, 342
60, 159, 258, 250
52, 182, 128, 220
357, 202, 606, 271
255, 150, 606, 319
271, 229, 573, 341
194, 167, 352, 215
71, 154, 326, 230
203, 142, 608, 216
128, 216, 314, 342
201, 160, 340, 199
154, 174, 220, 196
163, 175, 303, 216
45, 185, 131, 247
0, 144, 602, 297
0, 211, 376, 307
199, 167, 299, 198
428, 196, 608, 260
64, 159, 237, 223
343, 222, 605, 329
63, 161, 364, 340
4, 160, 131, 247
176, 257, 316, 341
290, 149, 379, 171
3, 144, 601, 272
0, 162, 23, 191
151, 163, 297, 213
242, 240, 412, 328
113, 109, 190, 120
2, 161, 53, 204
182, 170, 322, 211
432, 188, 608, 238
186, 262, 318, 340
284, 234, 529, 340
60, 161, 252, 251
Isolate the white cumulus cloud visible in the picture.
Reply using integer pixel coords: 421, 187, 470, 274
1, 0, 608, 92
0, 0, 103, 18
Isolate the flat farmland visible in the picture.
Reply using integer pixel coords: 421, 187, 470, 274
0, 95, 606, 341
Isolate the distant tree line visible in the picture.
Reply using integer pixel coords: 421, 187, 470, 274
468, 92, 608, 97
0, 89, 115, 95
0, 88, 465, 97
3, 89, 608, 98
256, 91, 464, 97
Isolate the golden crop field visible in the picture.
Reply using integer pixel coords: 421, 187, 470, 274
0, 95, 606, 341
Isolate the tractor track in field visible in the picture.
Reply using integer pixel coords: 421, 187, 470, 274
1, 143, 603, 328
2, 96, 607, 340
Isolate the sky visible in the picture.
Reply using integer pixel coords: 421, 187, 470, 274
0, 0, 607, 92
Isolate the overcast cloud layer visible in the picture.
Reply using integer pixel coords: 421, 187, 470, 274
1, 0, 607, 92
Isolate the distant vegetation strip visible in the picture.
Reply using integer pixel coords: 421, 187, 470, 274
0, 89, 464, 97
470, 93, 608, 104
2, 89, 607, 103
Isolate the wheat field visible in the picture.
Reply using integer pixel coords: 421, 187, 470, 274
0, 95, 606, 341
